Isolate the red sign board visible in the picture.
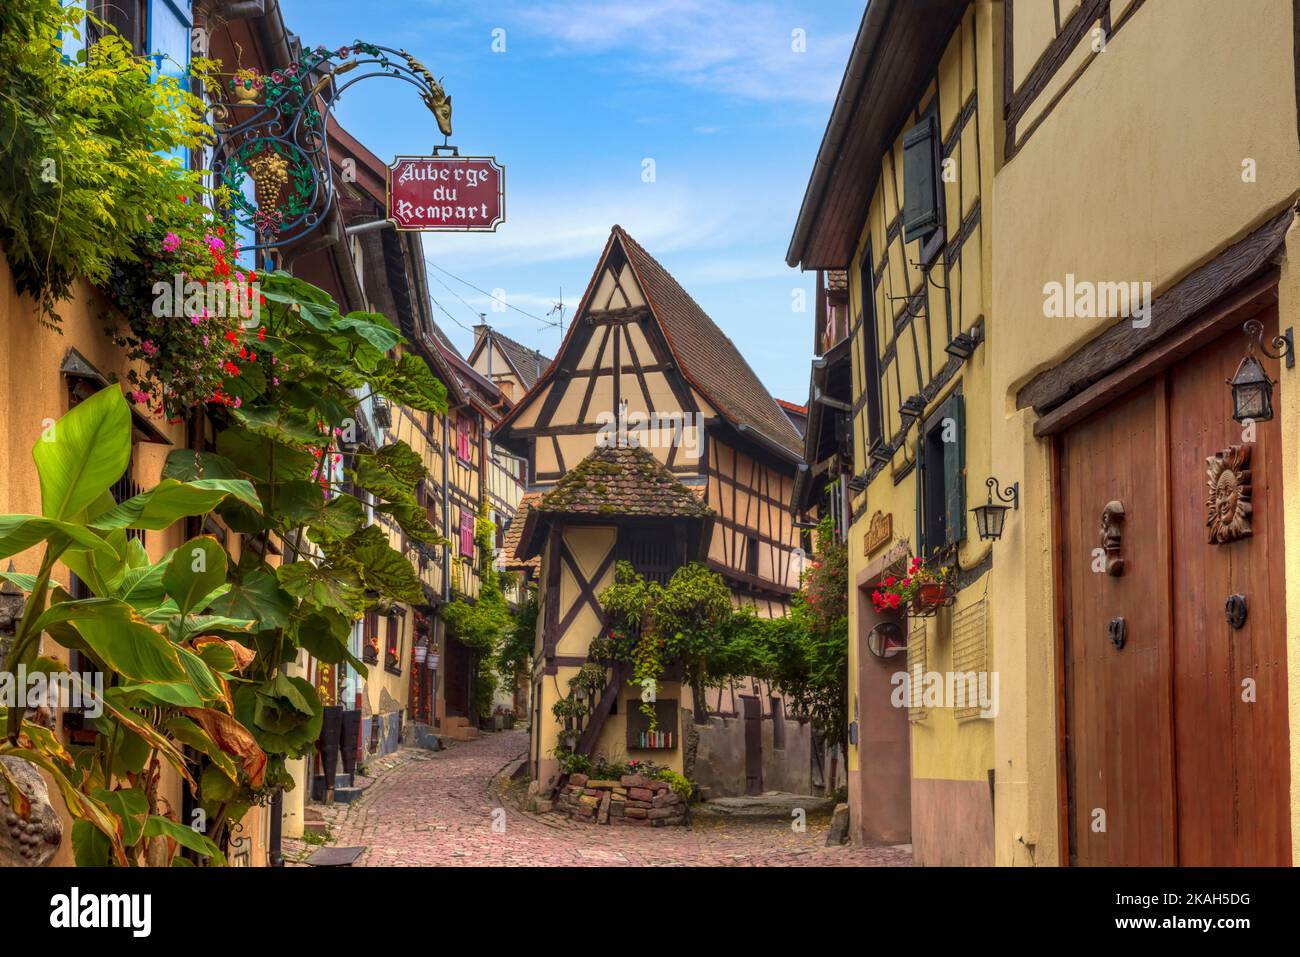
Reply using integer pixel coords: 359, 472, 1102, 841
387, 155, 505, 232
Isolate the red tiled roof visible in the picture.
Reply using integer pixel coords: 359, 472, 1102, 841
502, 492, 541, 572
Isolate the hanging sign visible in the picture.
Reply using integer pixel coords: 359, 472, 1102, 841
387, 155, 505, 231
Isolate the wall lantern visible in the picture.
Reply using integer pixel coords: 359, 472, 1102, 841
899, 394, 926, 424
971, 477, 1019, 542
944, 325, 984, 361
1229, 320, 1293, 423
866, 620, 907, 659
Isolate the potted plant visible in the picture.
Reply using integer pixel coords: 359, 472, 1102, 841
871, 555, 954, 615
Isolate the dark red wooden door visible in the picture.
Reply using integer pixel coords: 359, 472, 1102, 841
1058, 308, 1290, 866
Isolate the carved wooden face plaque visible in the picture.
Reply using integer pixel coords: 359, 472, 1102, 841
1206, 444, 1252, 544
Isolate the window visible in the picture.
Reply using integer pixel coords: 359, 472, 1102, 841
362, 609, 379, 664
903, 107, 943, 257
147, 1, 192, 168
745, 535, 760, 577
384, 615, 401, 675
858, 245, 884, 454
86, 1, 147, 53
459, 507, 475, 559
456, 419, 472, 462
918, 391, 965, 556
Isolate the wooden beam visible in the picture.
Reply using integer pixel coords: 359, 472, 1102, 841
1017, 206, 1293, 413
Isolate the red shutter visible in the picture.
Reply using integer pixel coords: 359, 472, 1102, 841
456, 421, 471, 461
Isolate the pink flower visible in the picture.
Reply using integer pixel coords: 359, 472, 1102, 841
206, 235, 226, 254
141, 340, 157, 356
162, 232, 181, 252
130, 390, 149, 405
233, 396, 242, 408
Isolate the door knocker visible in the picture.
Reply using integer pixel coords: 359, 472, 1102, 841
1107, 617, 1126, 650
1225, 594, 1248, 630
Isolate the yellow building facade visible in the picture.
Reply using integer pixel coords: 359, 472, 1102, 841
791, 0, 1300, 866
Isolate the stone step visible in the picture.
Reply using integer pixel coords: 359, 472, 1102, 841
332, 786, 365, 804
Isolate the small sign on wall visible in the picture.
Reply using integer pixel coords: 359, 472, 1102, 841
864, 511, 893, 555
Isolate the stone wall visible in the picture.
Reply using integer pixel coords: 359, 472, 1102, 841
554, 773, 687, 827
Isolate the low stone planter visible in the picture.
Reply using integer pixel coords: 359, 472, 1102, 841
554, 773, 688, 827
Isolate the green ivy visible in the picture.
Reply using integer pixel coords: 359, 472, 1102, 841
0, 4, 222, 324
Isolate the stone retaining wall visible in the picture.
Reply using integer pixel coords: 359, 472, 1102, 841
555, 773, 687, 826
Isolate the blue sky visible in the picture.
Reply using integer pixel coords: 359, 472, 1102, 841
278, 0, 863, 403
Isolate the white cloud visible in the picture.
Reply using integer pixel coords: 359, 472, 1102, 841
512, 0, 854, 105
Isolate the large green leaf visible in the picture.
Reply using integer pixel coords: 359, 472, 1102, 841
215, 426, 315, 484
33, 384, 132, 522
174, 645, 226, 704
118, 555, 174, 613
206, 567, 293, 631
120, 681, 205, 709
376, 353, 449, 414
291, 608, 366, 674
66, 615, 188, 684
88, 478, 260, 531
374, 501, 442, 544
162, 536, 227, 614
349, 441, 426, 503
60, 527, 131, 596
164, 715, 238, 782
0, 514, 122, 562
235, 675, 323, 757
143, 815, 226, 865
161, 449, 242, 482
232, 406, 327, 447
277, 483, 366, 540
276, 561, 365, 616
92, 787, 149, 848
348, 525, 426, 605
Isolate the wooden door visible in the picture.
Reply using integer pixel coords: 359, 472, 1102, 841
1057, 308, 1291, 866
1166, 315, 1290, 865
742, 695, 763, 796
1059, 378, 1176, 865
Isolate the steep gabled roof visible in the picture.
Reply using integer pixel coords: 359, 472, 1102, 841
493, 226, 803, 462
468, 327, 553, 391
615, 227, 803, 459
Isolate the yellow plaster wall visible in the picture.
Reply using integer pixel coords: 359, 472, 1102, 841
989, 0, 1300, 865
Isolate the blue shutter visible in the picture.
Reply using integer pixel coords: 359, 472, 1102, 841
902, 114, 939, 243
148, 0, 192, 167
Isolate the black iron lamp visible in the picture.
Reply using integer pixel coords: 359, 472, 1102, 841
971, 477, 1019, 542
944, 324, 984, 360
899, 394, 926, 422
1229, 319, 1293, 423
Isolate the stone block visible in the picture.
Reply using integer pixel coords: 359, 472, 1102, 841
625, 806, 649, 819
826, 803, 850, 846
586, 779, 620, 789
620, 774, 650, 788
648, 807, 676, 820
569, 773, 589, 787
628, 787, 653, 802
626, 799, 652, 809
597, 792, 611, 825
578, 794, 600, 808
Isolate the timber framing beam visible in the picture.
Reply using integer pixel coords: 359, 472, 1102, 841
1016, 206, 1294, 415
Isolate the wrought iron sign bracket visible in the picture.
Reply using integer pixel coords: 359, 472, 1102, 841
211, 41, 456, 254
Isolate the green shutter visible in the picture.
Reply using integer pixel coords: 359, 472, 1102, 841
943, 393, 965, 546
903, 115, 939, 243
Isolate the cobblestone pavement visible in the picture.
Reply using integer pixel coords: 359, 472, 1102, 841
292, 729, 912, 867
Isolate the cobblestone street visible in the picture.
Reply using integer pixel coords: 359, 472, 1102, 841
291, 730, 912, 867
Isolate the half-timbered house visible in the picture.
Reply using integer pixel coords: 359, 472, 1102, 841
790, 0, 1300, 867
494, 226, 815, 794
